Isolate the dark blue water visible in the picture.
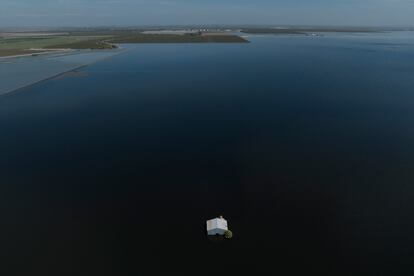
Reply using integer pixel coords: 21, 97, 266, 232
2, 32, 414, 275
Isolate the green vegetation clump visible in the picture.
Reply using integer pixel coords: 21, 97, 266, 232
224, 230, 233, 239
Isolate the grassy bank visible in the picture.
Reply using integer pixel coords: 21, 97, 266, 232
0, 49, 45, 57
0, 35, 114, 57
0, 36, 109, 50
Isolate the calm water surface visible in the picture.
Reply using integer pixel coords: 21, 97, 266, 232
0, 50, 121, 95
1, 32, 414, 275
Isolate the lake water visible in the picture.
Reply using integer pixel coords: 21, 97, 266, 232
1, 32, 414, 275
0, 50, 122, 95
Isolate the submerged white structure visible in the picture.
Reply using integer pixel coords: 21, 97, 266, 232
206, 216, 228, 236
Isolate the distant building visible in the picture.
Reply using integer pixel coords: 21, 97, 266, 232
206, 216, 228, 236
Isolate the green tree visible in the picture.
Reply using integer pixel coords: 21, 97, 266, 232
224, 230, 233, 239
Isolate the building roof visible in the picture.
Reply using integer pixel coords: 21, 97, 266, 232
206, 217, 228, 231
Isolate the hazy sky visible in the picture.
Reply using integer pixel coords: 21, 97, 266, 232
1, 0, 414, 27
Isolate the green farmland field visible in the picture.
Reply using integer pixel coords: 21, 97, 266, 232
0, 36, 111, 51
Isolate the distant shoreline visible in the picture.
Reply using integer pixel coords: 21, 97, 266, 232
240, 27, 387, 35
0, 31, 248, 58
4, 27, 409, 58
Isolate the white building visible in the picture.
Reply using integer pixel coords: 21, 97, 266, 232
206, 216, 228, 236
